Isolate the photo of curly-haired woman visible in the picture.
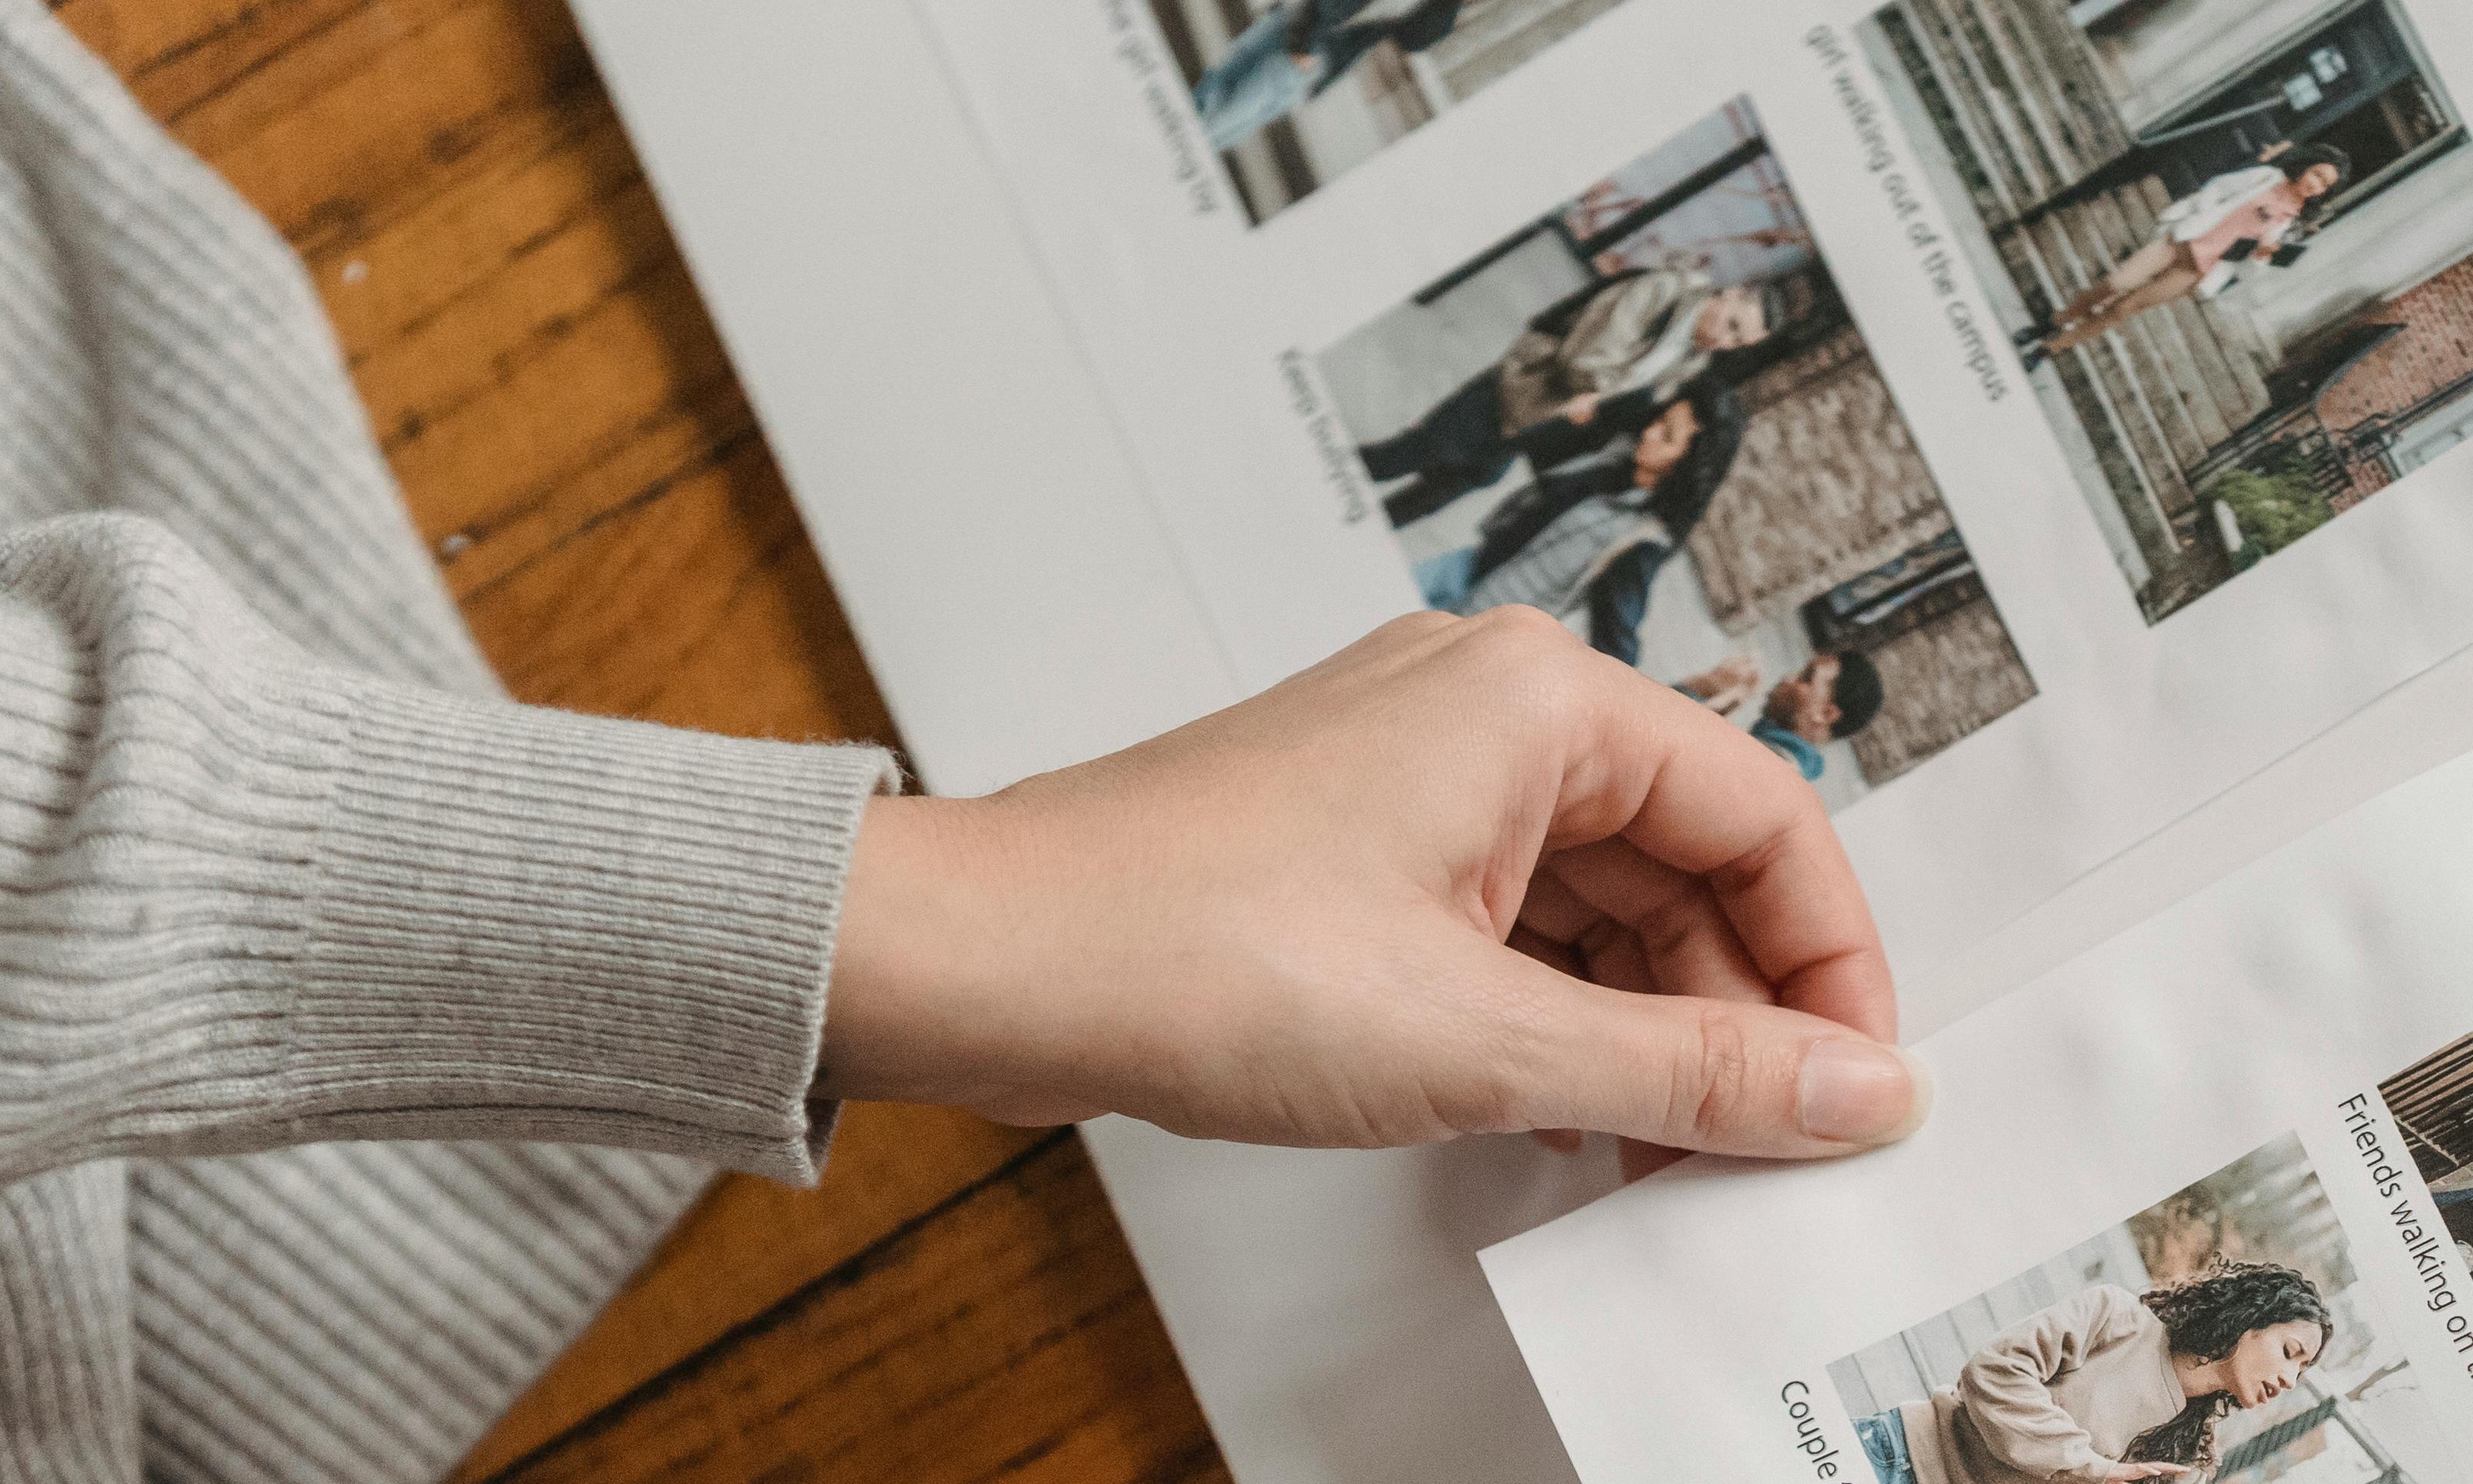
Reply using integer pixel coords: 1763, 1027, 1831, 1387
1849, 1262, 2330, 1484
1829, 1135, 2464, 1484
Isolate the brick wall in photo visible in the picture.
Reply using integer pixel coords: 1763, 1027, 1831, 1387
1685, 328, 1950, 631
1849, 597, 2036, 787
1681, 325, 2035, 788
2317, 257, 2473, 506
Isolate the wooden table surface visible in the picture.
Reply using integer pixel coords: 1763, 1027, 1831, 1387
50, 2, 1236, 1480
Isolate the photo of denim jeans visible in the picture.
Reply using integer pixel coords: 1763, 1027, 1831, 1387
1188, 6, 1314, 152
1854, 1410, 1920, 1484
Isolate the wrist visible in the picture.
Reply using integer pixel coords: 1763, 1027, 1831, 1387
821, 789, 1125, 1128
818, 794, 1014, 1102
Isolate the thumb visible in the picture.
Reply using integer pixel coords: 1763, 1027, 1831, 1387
1486, 945, 1933, 1160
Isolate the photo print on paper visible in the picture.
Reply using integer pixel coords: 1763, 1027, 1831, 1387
1863, 0, 2472, 622
2378, 1028, 2473, 1273
1828, 1134, 2465, 1484
1148, 0, 1639, 226
1317, 96, 2033, 814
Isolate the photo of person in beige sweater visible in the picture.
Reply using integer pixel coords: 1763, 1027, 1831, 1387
1850, 1262, 2331, 1484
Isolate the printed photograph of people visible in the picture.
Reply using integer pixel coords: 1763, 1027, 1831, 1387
1828, 1136, 2462, 1484
1149, 0, 1637, 225
2379, 1030, 2473, 1271
1318, 98, 2033, 812
1862, 0, 2473, 621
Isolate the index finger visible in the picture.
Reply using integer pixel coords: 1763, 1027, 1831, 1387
1554, 648, 1896, 1041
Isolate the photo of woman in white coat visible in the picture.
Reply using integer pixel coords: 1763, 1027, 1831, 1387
2016, 145, 2351, 369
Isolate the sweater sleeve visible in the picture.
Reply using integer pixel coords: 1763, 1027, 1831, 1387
0, 513, 896, 1186
1955, 1285, 2148, 1484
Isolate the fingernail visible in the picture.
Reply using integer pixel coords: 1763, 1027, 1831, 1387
1798, 1039, 1933, 1146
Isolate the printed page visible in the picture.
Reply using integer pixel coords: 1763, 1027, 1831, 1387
571, 6, 2473, 1482
572, 7, 2473, 1482
1482, 744, 2473, 1482
917, 0, 2473, 980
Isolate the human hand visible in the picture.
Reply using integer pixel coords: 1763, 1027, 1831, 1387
2104, 1463, 2193, 1481
1710, 653, 1763, 691
1560, 392, 1602, 426
1678, 655, 1763, 716
822, 609, 1925, 1164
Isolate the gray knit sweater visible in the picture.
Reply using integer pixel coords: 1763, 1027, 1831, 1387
0, 5, 895, 1478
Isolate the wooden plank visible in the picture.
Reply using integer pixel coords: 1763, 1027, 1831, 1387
441, 1106, 1067, 1481
462, 1132, 1227, 1484
54, 2, 1230, 1479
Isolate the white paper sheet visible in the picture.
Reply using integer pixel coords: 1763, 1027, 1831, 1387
1483, 743, 2473, 1481
908, 0, 2473, 981
571, 2, 2473, 1480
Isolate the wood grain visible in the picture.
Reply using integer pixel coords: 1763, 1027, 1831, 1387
50, 2, 1233, 1479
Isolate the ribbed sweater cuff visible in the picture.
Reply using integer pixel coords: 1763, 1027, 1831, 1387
285, 681, 897, 1184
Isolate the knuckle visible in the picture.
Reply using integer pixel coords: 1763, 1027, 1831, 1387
1384, 608, 1457, 640
1473, 602, 1573, 649
1708, 827, 1790, 900
1709, 800, 1825, 901
1666, 1003, 1756, 1145
1464, 607, 1591, 719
